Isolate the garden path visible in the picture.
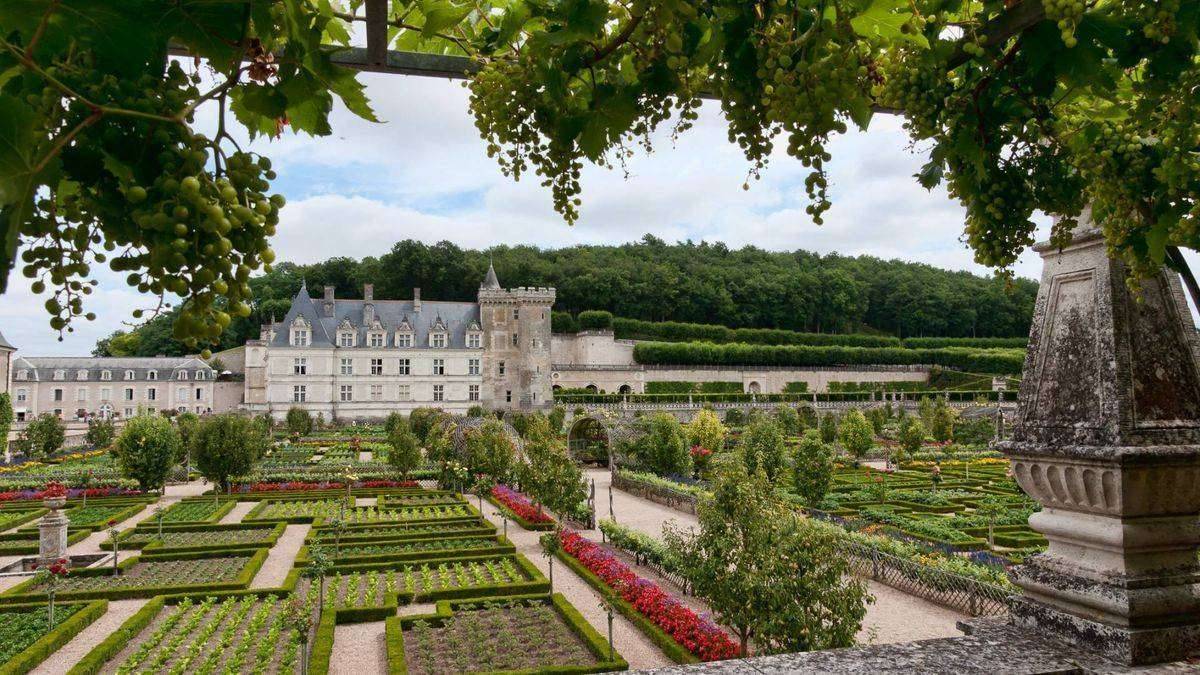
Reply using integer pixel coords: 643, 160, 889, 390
219, 500, 257, 523
30, 598, 148, 675
584, 468, 967, 645
475, 497, 675, 670
330, 621, 389, 674
251, 523, 309, 588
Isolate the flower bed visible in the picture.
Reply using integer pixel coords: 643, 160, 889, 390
232, 478, 420, 494
488, 485, 554, 529
247, 500, 472, 524
0, 486, 142, 502
558, 530, 739, 662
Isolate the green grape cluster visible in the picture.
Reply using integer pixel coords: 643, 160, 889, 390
1043, 0, 1084, 47
17, 59, 282, 349
878, 54, 950, 140
1121, 0, 1180, 43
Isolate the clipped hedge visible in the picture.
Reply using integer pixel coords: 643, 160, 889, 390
614, 317, 900, 348
644, 381, 742, 395
0, 600, 107, 675
577, 310, 614, 331
294, 534, 515, 567
902, 336, 1028, 349
102, 522, 287, 554
633, 341, 1026, 374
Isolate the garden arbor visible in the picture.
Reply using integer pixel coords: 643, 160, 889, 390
566, 415, 612, 465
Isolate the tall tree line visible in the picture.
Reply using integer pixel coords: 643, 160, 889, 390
94, 235, 1037, 357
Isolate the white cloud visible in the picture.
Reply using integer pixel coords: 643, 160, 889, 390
1, 72, 1055, 356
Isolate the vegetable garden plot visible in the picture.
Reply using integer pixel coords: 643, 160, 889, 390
308, 520, 495, 544
391, 596, 626, 674
247, 499, 473, 524
0, 508, 46, 530
17, 501, 146, 532
1, 552, 265, 601
299, 555, 543, 608
378, 493, 466, 508
156, 499, 235, 523
78, 594, 313, 675
336, 536, 506, 559
0, 604, 83, 664
106, 524, 284, 552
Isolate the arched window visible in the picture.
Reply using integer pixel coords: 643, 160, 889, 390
15, 369, 27, 380
177, 370, 188, 380
100, 370, 112, 381
77, 370, 88, 380
52, 370, 65, 380
124, 370, 135, 380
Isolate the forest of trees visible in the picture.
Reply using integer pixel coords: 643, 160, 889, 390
93, 236, 1038, 357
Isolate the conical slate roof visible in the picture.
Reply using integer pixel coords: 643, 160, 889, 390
481, 262, 501, 290
0, 329, 14, 350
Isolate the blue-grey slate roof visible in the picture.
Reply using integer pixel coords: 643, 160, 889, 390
272, 285, 481, 349
12, 356, 213, 381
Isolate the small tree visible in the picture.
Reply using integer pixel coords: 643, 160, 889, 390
723, 408, 745, 427
114, 414, 180, 492
837, 410, 874, 466
686, 408, 727, 454
797, 405, 818, 431
866, 407, 885, 436
21, 413, 64, 459
193, 414, 266, 497
383, 411, 407, 438
174, 411, 200, 464
0, 393, 12, 455
792, 430, 833, 507
521, 438, 587, 520
977, 496, 1008, 548
631, 412, 691, 477
386, 422, 423, 481
547, 406, 566, 435
740, 417, 787, 483
666, 457, 867, 656
464, 419, 516, 484
930, 398, 955, 443
85, 417, 116, 450
897, 417, 925, 463
539, 530, 562, 590
918, 396, 935, 431
466, 405, 487, 418
774, 406, 801, 436
286, 407, 313, 436
818, 412, 838, 444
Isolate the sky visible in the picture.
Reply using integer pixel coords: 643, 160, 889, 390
0, 67, 1091, 356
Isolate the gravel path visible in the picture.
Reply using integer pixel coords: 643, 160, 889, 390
475, 497, 674, 670
30, 598, 148, 675
330, 621, 388, 674
219, 501, 257, 524
251, 524, 309, 588
587, 469, 967, 645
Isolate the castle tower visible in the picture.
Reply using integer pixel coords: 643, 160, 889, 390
478, 262, 555, 410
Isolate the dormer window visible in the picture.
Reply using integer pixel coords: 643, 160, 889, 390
15, 370, 27, 380
429, 316, 448, 348
100, 370, 111, 381
195, 370, 206, 380
290, 316, 310, 346
76, 370, 88, 380
466, 320, 482, 349
431, 333, 447, 348
177, 370, 188, 381
396, 332, 413, 348
147, 370, 157, 381
337, 318, 356, 347
368, 331, 385, 347
53, 370, 65, 381
124, 370, 135, 380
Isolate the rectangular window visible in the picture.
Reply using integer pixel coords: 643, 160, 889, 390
468, 358, 480, 376
498, 361, 506, 376
124, 388, 134, 401
147, 388, 157, 401
512, 333, 519, 347
432, 384, 444, 402
469, 384, 480, 402
293, 358, 307, 375
397, 333, 412, 348
195, 388, 204, 401
398, 384, 411, 401
16, 388, 27, 402
176, 387, 187, 401
433, 359, 445, 376
398, 359, 410, 375
340, 385, 353, 402
431, 333, 446, 348
513, 308, 519, 320
505, 390, 512, 403
53, 388, 63, 402
293, 385, 306, 402
369, 333, 384, 347
370, 358, 383, 376
292, 329, 309, 346
467, 334, 481, 349
76, 388, 87, 402
53, 408, 63, 418
101, 371, 111, 381
100, 387, 111, 401
370, 385, 383, 401
339, 332, 354, 347
340, 358, 353, 376
124, 407, 134, 418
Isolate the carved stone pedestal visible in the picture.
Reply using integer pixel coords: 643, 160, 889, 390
37, 497, 69, 567
998, 224, 1200, 665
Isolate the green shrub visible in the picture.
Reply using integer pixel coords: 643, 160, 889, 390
386, 422, 422, 481
194, 414, 267, 492
632, 341, 1025, 374
838, 410, 874, 463
782, 381, 809, 393
20, 413, 64, 459
819, 412, 838, 444
285, 407, 312, 436
902, 336, 1028, 349
114, 414, 180, 492
613, 317, 900, 348
551, 311, 579, 333
930, 398, 956, 442
625, 413, 691, 478
85, 417, 116, 450
792, 430, 834, 507
577, 310, 614, 331
740, 417, 787, 483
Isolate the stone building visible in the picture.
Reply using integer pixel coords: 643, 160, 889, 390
243, 264, 555, 420
9, 356, 217, 422
0, 329, 14, 396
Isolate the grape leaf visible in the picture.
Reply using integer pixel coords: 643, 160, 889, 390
850, 0, 928, 48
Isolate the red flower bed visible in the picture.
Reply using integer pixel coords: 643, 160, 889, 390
234, 479, 420, 494
0, 487, 141, 502
559, 530, 740, 661
490, 485, 554, 524
360, 480, 419, 488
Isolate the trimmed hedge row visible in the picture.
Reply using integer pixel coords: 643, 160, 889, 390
632, 341, 1026, 374
294, 533, 516, 567
383, 593, 628, 675
902, 336, 1028, 349
644, 381, 743, 395
102, 522, 287, 554
0, 600, 107, 675
613, 317, 900, 348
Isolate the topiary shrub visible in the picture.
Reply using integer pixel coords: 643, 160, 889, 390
792, 430, 834, 507
285, 407, 312, 436
114, 414, 180, 492
21, 413, 64, 459
577, 310, 614, 331
194, 414, 268, 493
838, 410, 874, 465
551, 311, 579, 333
740, 417, 787, 483
85, 416, 116, 450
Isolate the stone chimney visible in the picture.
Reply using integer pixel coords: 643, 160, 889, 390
323, 285, 335, 317
363, 284, 373, 302
413, 287, 421, 313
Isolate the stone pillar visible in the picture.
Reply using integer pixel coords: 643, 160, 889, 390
998, 222, 1200, 665
38, 497, 69, 566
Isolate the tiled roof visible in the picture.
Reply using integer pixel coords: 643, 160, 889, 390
12, 356, 212, 381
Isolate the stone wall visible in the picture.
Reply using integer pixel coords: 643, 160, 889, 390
551, 330, 637, 366
551, 364, 930, 394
